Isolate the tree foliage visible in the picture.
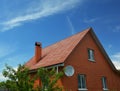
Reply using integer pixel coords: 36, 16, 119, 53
2, 64, 35, 91
2, 64, 64, 91
36, 68, 63, 91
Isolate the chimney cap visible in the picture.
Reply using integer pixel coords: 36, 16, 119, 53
35, 42, 41, 46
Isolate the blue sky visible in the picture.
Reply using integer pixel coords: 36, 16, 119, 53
0, 0, 120, 80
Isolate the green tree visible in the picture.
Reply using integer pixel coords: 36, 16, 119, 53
36, 68, 63, 91
0, 81, 6, 90
0, 81, 5, 87
2, 64, 64, 91
2, 64, 35, 91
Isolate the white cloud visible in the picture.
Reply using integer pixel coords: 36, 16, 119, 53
3, 54, 28, 65
110, 52, 120, 70
113, 25, 120, 32
0, 44, 17, 58
66, 16, 75, 35
0, 43, 29, 80
0, 54, 29, 81
83, 17, 100, 23
0, 0, 83, 32
0, 73, 7, 81
0, 66, 18, 81
0, 53, 30, 72
108, 44, 112, 49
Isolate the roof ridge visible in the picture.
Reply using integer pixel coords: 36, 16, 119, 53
26, 27, 91, 70
62, 28, 91, 63
43, 27, 91, 49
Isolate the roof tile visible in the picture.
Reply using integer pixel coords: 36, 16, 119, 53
25, 28, 90, 70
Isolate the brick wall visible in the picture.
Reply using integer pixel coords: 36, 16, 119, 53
62, 32, 120, 91
32, 31, 120, 91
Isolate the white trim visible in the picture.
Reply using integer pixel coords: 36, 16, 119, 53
78, 74, 87, 90
102, 77, 108, 89
103, 88, 109, 91
88, 59, 95, 62
29, 63, 64, 73
56, 66, 58, 73
46, 63, 64, 69
78, 88, 88, 91
88, 49, 95, 61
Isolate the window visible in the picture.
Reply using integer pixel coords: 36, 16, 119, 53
102, 77, 108, 90
88, 49, 95, 61
78, 74, 87, 90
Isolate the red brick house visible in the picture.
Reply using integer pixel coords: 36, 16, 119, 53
25, 28, 120, 91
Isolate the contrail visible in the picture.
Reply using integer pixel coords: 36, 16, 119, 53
66, 16, 76, 35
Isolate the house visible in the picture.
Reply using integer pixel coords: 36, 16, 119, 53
25, 28, 120, 91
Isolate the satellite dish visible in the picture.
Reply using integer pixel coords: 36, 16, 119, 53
64, 65, 75, 77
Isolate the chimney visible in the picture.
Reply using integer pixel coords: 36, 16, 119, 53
35, 42, 42, 63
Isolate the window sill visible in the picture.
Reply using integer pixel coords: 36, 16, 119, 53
103, 88, 109, 91
88, 59, 95, 62
78, 88, 88, 91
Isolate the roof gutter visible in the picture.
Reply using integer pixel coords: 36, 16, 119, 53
29, 63, 64, 73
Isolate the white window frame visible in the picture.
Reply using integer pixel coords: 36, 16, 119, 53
78, 74, 87, 91
88, 49, 95, 61
102, 77, 109, 91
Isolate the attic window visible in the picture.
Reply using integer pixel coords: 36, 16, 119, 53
88, 49, 95, 61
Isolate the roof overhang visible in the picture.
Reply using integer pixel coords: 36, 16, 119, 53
29, 63, 64, 73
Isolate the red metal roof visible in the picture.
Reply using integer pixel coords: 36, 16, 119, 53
25, 28, 90, 70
